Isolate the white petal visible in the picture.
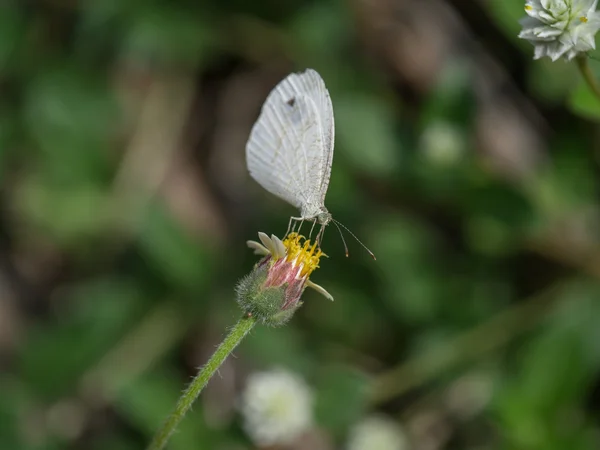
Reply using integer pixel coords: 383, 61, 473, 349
525, 8, 541, 19
536, 27, 564, 38
306, 279, 334, 301
247, 240, 270, 256
564, 48, 579, 59
534, 44, 547, 59
582, 0, 598, 11
519, 16, 541, 27
586, 12, 600, 26
551, 41, 571, 60
270, 234, 287, 258
538, 11, 557, 22
258, 232, 277, 255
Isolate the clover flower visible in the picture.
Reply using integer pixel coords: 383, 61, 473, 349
236, 232, 332, 326
240, 368, 313, 447
347, 415, 409, 450
519, 0, 600, 61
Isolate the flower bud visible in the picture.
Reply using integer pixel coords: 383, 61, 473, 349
236, 232, 332, 327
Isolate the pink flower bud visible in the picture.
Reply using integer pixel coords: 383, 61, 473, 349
236, 232, 332, 326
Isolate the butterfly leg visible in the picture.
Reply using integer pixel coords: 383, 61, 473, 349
285, 217, 294, 237
316, 222, 327, 245
286, 217, 304, 237
297, 219, 306, 235
308, 219, 317, 240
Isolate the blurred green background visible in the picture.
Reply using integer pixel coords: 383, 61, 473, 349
2, 0, 600, 449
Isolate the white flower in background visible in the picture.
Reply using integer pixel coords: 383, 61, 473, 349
240, 369, 313, 446
518, 0, 600, 61
347, 415, 409, 450
419, 121, 465, 166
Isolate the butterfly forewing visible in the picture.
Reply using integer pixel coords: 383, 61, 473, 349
246, 69, 335, 218
276, 70, 335, 204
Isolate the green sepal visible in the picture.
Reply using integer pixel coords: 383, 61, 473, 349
236, 267, 302, 326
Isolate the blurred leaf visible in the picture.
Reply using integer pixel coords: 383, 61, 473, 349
463, 182, 532, 227
0, 377, 34, 449
89, 434, 139, 450
0, 6, 23, 72
137, 202, 213, 290
438, 271, 512, 325
528, 138, 596, 218
314, 365, 369, 437
528, 58, 577, 102
80, 0, 143, 18
413, 121, 470, 201
304, 283, 383, 350
0, 110, 16, 180
16, 176, 111, 247
117, 370, 226, 450
370, 214, 443, 322
462, 182, 533, 255
494, 281, 600, 449
288, 1, 349, 64
464, 215, 515, 256
79, 0, 211, 64
421, 62, 476, 127
548, 282, 600, 370
336, 94, 401, 177
79, 0, 141, 32
116, 370, 182, 435
321, 166, 361, 222
123, 6, 215, 67
19, 278, 145, 398
24, 65, 119, 182
485, 0, 530, 44
519, 328, 587, 412
568, 52, 600, 121
243, 326, 314, 375
568, 80, 600, 121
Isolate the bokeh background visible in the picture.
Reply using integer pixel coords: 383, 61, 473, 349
3, 0, 600, 449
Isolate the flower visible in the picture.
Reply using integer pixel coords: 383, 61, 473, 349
240, 368, 313, 446
518, 0, 600, 61
236, 232, 332, 326
347, 415, 409, 450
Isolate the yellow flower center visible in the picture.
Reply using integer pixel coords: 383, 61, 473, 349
525, 5, 532, 11
282, 232, 325, 278
580, 16, 589, 23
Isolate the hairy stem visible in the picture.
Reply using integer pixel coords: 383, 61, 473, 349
147, 314, 256, 450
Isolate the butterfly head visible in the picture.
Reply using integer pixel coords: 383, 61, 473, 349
316, 209, 332, 226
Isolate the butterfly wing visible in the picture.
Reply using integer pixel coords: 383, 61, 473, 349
246, 69, 335, 216
276, 69, 335, 204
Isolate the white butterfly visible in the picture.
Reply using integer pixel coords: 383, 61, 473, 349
246, 69, 375, 258
246, 69, 335, 233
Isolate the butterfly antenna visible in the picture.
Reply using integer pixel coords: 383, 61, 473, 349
331, 220, 349, 257
332, 219, 376, 260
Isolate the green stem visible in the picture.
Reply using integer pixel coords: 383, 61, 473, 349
576, 54, 600, 101
147, 314, 256, 450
